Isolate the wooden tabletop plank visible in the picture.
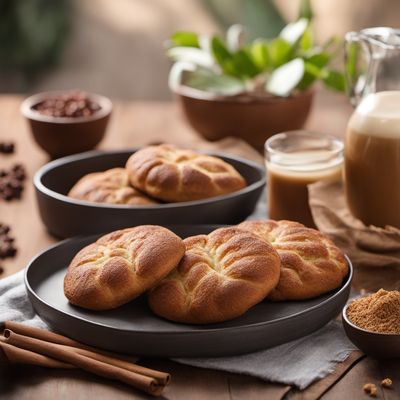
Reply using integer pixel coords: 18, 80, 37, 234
228, 374, 291, 400
0, 365, 152, 400
321, 357, 395, 400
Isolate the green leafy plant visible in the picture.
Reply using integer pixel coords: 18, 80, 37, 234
166, 1, 344, 97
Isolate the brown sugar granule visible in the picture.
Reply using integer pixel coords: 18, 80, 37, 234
381, 378, 392, 388
363, 383, 378, 397
347, 289, 400, 334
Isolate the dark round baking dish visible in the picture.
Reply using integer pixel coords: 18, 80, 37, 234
25, 225, 353, 357
34, 149, 265, 238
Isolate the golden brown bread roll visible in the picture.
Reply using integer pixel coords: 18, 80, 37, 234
148, 227, 281, 324
125, 144, 246, 202
64, 225, 185, 310
68, 168, 158, 205
238, 220, 348, 300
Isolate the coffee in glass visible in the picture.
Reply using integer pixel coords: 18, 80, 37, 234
265, 131, 343, 227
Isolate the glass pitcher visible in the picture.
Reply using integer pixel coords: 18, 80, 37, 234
344, 27, 400, 228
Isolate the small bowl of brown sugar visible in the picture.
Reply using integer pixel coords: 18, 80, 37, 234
342, 289, 400, 359
21, 90, 112, 159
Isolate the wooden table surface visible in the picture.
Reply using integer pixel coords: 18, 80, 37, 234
0, 91, 398, 399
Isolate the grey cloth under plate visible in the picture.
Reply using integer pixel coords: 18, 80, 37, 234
0, 269, 356, 390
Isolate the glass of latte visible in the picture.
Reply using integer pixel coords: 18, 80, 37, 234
266, 131, 343, 228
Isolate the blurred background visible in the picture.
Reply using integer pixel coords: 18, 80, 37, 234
1, 0, 399, 100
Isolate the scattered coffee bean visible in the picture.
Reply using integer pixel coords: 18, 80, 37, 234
0, 225, 10, 235
0, 223, 17, 260
0, 265, 4, 275
0, 163, 27, 201
32, 90, 101, 118
0, 141, 15, 154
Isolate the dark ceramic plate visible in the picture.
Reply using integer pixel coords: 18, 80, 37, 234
25, 225, 353, 357
33, 149, 265, 238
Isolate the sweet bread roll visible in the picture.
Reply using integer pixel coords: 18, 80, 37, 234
148, 227, 281, 324
64, 225, 185, 310
68, 168, 158, 205
125, 144, 246, 202
238, 220, 348, 300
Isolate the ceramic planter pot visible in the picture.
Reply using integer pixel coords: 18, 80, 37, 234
175, 86, 314, 152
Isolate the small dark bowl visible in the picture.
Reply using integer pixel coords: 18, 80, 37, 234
34, 149, 265, 238
175, 86, 314, 152
342, 304, 400, 359
21, 91, 112, 159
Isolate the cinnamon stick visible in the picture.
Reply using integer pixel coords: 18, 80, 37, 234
0, 339, 74, 369
4, 321, 108, 352
3, 329, 165, 396
71, 346, 170, 385
3, 321, 170, 384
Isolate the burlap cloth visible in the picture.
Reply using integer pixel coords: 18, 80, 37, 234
309, 180, 400, 291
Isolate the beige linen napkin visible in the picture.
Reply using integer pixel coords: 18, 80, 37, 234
309, 180, 400, 270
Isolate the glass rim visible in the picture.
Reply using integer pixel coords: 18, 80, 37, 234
264, 130, 344, 156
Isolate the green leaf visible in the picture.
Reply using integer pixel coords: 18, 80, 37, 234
297, 61, 320, 90
268, 37, 292, 68
298, 0, 314, 20
304, 61, 321, 77
232, 49, 260, 78
211, 36, 232, 63
185, 69, 245, 96
306, 52, 330, 68
322, 70, 346, 92
299, 25, 313, 51
298, 53, 333, 90
211, 36, 238, 77
249, 40, 271, 71
267, 58, 305, 96
171, 32, 199, 48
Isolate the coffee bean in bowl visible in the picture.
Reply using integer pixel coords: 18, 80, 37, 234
33, 90, 101, 118
21, 90, 112, 159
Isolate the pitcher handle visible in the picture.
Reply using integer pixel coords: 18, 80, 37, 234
344, 32, 372, 107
